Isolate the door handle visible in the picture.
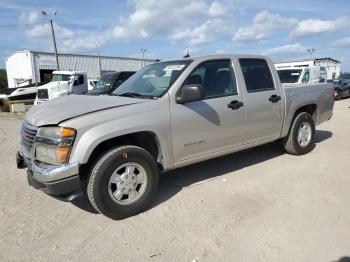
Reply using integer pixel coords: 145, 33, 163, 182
269, 95, 281, 103
227, 100, 244, 110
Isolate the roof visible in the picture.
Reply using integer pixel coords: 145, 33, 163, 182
315, 57, 341, 64
7, 50, 157, 62
275, 57, 341, 64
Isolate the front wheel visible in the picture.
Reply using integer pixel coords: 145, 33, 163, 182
87, 146, 159, 220
283, 112, 315, 155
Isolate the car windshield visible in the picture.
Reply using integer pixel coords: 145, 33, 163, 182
52, 74, 73, 82
277, 69, 302, 83
113, 60, 191, 98
93, 79, 115, 90
340, 73, 350, 79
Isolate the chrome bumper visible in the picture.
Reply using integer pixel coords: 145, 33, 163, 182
17, 150, 81, 196
31, 161, 79, 183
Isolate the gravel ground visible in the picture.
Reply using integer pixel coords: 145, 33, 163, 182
0, 100, 349, 262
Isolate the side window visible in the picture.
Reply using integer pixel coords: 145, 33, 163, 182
75, 74, 84, 85
302, 70, 310, 83
184, 60, 237, 99
239, 59, 275, 92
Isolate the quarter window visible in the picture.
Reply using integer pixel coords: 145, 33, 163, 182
184, 60, 237, 99
239, 59, 275, 92
302, 70, 310, 83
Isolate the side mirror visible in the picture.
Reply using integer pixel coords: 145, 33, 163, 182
73, 80, 78, 86
176, 84, 205, 104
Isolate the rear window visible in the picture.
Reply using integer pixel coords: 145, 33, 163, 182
239, 59, 275, 92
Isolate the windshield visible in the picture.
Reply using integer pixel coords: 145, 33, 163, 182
93, 79, 115, 91
52, 74, 72, 82
340, 73, 350, 79
113, 60, 191, 98
277, 69, 303, 83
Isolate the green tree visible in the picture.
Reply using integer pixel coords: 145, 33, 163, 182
0, 69, 7, 88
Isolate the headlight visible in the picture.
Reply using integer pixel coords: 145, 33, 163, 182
37, 127, 76, 138
36, 127, 76, 165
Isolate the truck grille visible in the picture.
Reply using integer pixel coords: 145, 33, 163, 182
21, 122, 38, 151
37, 89, 49, 99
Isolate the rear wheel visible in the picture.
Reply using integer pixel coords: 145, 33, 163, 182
87, 146, 159, 220
283, 112, 315, 155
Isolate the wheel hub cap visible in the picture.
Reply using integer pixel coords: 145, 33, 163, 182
108, 162, 148, 205
297, 122, 312, 147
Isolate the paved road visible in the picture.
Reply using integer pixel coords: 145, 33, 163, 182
0, 100, 349, 262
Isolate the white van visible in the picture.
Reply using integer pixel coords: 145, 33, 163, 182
35, 71, 88, 105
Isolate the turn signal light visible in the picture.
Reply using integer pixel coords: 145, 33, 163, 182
56, 147, 71, 163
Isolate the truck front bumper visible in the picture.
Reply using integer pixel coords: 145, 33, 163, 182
17, 151, 81, 196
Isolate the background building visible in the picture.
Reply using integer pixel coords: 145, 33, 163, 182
275, 57, 341, 80
5, 51, 157, 88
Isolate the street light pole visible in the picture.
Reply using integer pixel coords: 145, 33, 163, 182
140, 48, 146, 68
42, 11, 59, 70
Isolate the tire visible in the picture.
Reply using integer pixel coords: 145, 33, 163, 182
282, 112, 315, 155
87, 145, 159, 220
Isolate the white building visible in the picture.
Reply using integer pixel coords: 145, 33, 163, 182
275, 57, 341, 80
5, 51, 157, 88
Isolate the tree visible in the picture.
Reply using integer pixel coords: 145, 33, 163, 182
0, 69, 7, 88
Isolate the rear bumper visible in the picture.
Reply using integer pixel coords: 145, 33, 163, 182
17, 151, 82, 196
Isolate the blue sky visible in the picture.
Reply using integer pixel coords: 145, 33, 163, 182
1, 0, 350, 70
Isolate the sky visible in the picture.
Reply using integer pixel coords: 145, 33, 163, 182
0, 0, 350, 70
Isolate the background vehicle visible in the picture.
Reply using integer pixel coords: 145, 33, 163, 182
17, 55, 334, 220
34, 71, 88, 105
88, 71, 135, 96
88, 79, 99, 91
276, 66, 326, 85
335, 83, 350, 100
334, 72, 350, 87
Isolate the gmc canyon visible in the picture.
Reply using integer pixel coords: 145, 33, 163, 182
17, 55, 334, 219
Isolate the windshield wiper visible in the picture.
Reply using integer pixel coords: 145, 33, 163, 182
114, 92, 156, 99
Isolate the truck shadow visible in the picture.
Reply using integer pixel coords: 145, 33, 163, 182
71, 130, 332, 215
151, 129, 333, 209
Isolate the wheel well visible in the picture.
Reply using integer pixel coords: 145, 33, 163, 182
79, 131, 163, 181
294, 104, 317, 121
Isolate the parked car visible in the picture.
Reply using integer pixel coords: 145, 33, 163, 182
336, 72, 350, 87
88, 71, 135, 96
17, 54, 334, 219
34, 71, 88, 105
335, 83, 350, 100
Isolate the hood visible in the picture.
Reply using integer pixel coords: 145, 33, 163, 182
39, 81, 70, 96
25, 95, 143, 126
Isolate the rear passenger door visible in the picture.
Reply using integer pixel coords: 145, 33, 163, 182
239, 58, 284, 143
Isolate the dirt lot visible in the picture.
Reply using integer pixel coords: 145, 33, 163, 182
0, 100, 349, 262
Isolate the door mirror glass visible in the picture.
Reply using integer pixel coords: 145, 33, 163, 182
176, 84, 205, 104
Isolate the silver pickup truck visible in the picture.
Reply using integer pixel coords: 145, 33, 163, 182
17, 55, 334, 219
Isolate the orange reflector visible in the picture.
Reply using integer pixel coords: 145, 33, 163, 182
56, 147, 70, 163
60, 128, 76, 138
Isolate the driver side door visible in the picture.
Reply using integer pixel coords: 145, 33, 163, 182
170, 59, 246, 165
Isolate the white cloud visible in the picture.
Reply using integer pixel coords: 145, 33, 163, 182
113, 0, 233, 45
19, 11, 40, 24
233, 10, 297, 43
26, 23, 74, 40
170, 18, 232, 46
264, 43, 306, 56
332, 37, 350, 48
290, 17, 350, 39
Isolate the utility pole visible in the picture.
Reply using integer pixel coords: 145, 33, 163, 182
140, 48, 146, 68
96, 43, 102, 78
42, 11, 59, 70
